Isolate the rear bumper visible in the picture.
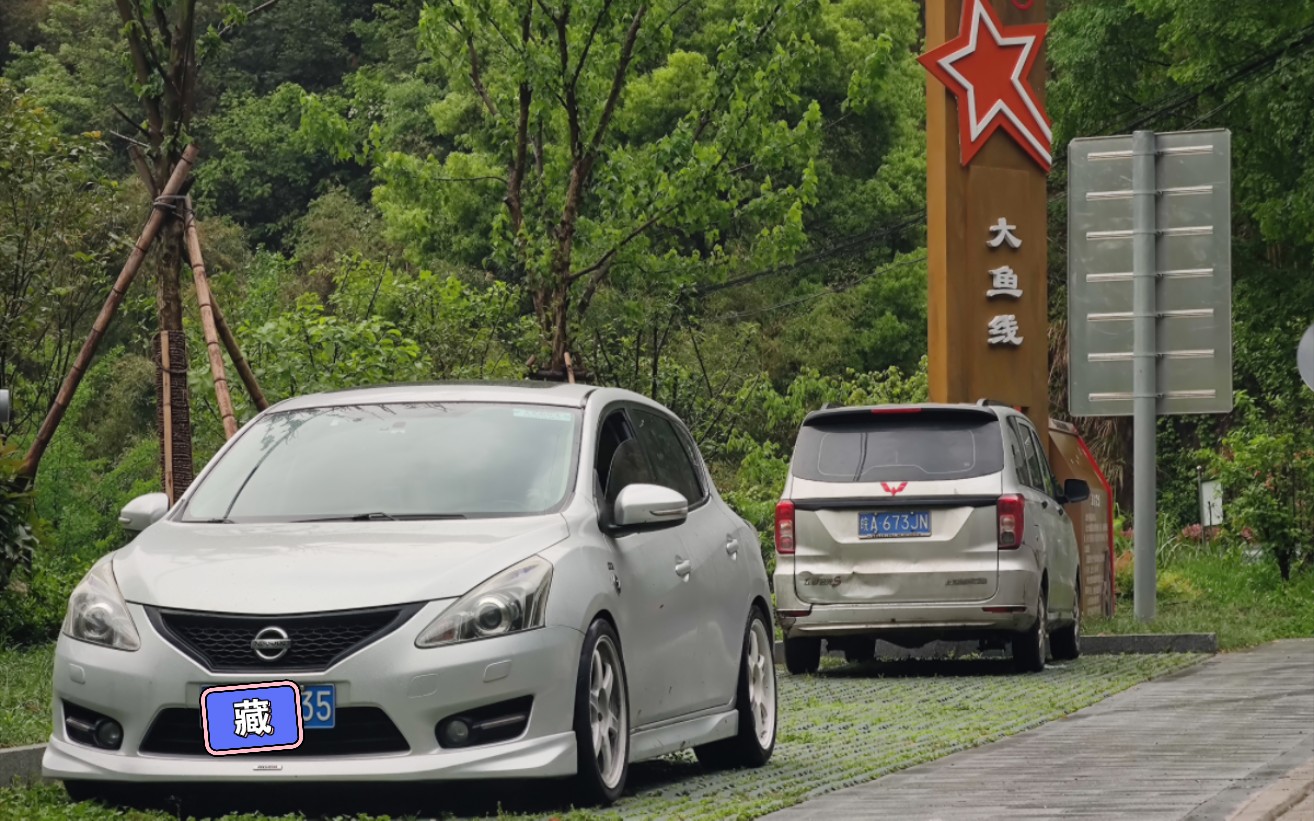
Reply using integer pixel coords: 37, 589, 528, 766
774, 560, 1042, 641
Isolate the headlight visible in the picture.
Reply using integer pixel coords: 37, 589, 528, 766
61, 557, 140, 651
416, 557, 553, 648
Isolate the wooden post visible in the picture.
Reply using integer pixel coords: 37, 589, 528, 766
183, 198, 238, 439
159, 330, 176, 501
20, 143, 201, 480
207, 293, 269, 412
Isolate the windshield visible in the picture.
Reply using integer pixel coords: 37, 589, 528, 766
181, 402, 581, 522
791, 412, 1004, 483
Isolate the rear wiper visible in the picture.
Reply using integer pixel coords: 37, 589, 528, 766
295, 512, 466, 522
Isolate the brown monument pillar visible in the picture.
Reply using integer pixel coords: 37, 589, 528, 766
921, 0, 1051, 435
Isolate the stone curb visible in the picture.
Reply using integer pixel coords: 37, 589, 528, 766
1083, 633, 1219, 654
771, 633, 1219, 665
0, 743, 46, 785
1227, 757, 1314, 821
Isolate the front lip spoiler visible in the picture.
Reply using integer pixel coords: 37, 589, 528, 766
791, 496, 999, 510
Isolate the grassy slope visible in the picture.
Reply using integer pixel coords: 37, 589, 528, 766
1086, 553, 1314, 650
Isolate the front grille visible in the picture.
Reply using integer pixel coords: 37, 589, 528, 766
139, 707, 409, 756
145, 603, 423, 673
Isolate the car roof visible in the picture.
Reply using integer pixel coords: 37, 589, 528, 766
265, 381, 666, 414
801, 402, 1006, 426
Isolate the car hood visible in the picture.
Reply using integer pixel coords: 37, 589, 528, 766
113, 516, 570, 614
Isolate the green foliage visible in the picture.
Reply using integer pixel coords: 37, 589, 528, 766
0, 443, 39, 590
1197, 393, 1314, 581
0, 78, 121, 440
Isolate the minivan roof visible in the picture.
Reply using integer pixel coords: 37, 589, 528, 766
801, 403, 1003, 426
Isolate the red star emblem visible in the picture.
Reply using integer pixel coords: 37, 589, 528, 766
919, 0, 1052, 172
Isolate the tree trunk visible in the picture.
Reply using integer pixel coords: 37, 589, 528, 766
154, 217, 194, 502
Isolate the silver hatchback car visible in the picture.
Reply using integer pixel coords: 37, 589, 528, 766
773, 402, 1089, 674
44, 383, 776, 806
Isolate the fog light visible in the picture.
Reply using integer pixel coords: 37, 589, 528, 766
94, 719, 123, 750
439, 718, 471, 747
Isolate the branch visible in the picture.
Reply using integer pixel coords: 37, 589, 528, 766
217, 0, 285, 40
586, 4, 647, 161
466, 35, 500, 118
569, 204, 674, 286
112, 0, 165, 138
571, 0, 612, 89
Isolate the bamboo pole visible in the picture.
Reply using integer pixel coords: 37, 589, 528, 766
20, 144, 201, 479
208, 292, 269, 412
183, 198, 238, 439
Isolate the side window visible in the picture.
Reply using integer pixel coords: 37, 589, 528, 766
1010, 419, 1045, 492
1026, 427, 1063, 500
594, 410, 653, 505
629, 408, 704, 504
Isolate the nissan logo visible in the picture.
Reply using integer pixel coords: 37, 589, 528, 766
251, 626, 291, 662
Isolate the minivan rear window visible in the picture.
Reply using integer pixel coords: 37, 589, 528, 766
791, 412, 1004, 483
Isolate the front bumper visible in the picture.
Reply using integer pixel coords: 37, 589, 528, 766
43, 602, 583, 783
774, 561, 1042, 640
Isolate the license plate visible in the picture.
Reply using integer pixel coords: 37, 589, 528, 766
859, 511, 931, 539
300, 684, 336, 729
202, 683, 335, 730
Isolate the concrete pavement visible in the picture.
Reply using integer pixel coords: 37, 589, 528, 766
762, 639, 1314, 821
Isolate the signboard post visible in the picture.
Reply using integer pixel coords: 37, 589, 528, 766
1068, 128, 1233, 621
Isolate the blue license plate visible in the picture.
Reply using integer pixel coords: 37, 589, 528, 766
300, 684, 336, 729
858, 511, 931, 539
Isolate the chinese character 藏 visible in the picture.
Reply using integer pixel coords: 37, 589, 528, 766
987, 217, 1022, 249
233, 698, 274, 738
988, 315, 1024, 346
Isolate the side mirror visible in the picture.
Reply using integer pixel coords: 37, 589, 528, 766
611, 484, 688, 533
119, 493, 170, 534
1062, 479, 1091, 505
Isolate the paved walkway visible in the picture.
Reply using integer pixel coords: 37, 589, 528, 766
763, 640, 1314, 821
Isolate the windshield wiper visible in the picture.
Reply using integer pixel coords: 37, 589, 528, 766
294, 512, 467, 522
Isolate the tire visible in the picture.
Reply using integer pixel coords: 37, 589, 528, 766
695, 608, 777, 770
1012, 587, 1048, 674
783, 636, 821, 675
842, 637, 876, 664
1051, 577, 1082, 661
572, 619, 630, 806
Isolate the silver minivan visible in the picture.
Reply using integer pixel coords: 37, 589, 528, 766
773, 402, 1089, 674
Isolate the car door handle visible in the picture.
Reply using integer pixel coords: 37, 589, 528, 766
725, 537, 740, 557
674, 558, 692, 578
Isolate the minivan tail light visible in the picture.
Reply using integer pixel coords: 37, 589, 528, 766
997, 494, 1024, 549
775, 500, 796, 555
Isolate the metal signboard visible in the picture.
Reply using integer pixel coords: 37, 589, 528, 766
1068, 129, 1233, 417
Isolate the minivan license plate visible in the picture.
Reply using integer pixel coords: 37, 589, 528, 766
858, 511, 931, 539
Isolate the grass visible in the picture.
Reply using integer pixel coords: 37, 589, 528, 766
0, 643, 53, 748
0, 653, 1203, 820
1086, 551, 1314, 651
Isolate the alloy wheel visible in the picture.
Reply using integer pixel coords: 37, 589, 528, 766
747, 618, 777, 748
589, 635, 627, 789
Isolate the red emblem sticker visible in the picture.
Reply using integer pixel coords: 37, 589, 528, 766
881, 482, 908, 496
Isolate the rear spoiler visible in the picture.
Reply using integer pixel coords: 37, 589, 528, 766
801, 404, 998, 427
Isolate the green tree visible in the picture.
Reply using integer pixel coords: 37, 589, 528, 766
306, 0, 842, 376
